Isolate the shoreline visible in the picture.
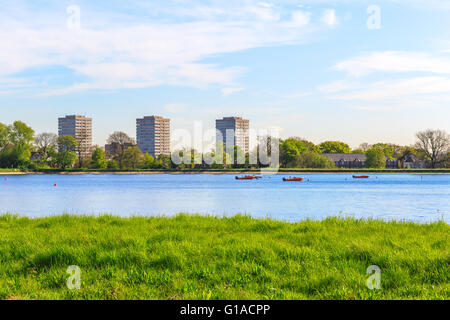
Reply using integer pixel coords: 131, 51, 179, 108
1, 171, 450, 175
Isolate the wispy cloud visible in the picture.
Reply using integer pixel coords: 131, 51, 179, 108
334, 51, 450, 77
0, 1, 315, 96
322, 50, 450, 111
221, 87, 245, 96
321, 9, 339, 28
332, 76, 450, 101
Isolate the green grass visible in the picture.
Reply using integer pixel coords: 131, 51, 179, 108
0, 169, 21, 173
18, 167, 450, 174
0, 214, 448, 300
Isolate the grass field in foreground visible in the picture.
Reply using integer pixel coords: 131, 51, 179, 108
0, 214, 448, 300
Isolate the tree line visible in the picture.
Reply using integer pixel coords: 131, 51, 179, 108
0, 121, 449, 170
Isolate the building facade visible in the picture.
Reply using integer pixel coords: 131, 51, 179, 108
322, 153, 367, 168
322, 153, 399, 168
136, 116, 171, 157
400, 154, 424, 169
58, 115, 92, 159
216, 117, 250, 154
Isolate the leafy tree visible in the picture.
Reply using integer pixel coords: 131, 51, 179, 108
90, 147, 107, 169
58, 135, 78, 152
291, 137, 319, 153
57, 136, 78, 169
122, 146, 144, 169
371, 143, 402, 159
296, 151, 336, 168
366, 148, 386, 168
157, 154, 173, 170
141, 153, 155, 169
415, 129, 450, 168
8, 121, 35, 167
280, 139, 307, 167
0, 123, 9, 153
107, 159, 119, 170
56, 150, 77, 169
319, 141, 351, 154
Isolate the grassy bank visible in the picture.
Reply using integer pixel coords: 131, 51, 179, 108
0, 214, 448, 300
0, 169, 22, 173
6, 168, 450, 174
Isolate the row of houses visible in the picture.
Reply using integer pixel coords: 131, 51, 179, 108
322, 153, 424, 169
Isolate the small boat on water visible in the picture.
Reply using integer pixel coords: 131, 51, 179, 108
283, 177, 304, 182
353, 175, 370, 179
236, 175, 256, 180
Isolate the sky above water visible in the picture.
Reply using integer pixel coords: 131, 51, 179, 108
0, 0, 449, 148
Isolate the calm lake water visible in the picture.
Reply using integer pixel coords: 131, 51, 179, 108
0, 174, 449, 223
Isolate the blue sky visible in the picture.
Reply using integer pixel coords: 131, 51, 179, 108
0, 0, 449, 148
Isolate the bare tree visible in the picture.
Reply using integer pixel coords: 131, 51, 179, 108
359, 143, 372, 152
415, 129, 450, 168
107, 131, 136, 168
35, 132, 58, 160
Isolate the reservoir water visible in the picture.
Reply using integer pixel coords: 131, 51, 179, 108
0, 174, 448, 223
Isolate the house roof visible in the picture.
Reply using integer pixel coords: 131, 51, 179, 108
322, 153, 366, 162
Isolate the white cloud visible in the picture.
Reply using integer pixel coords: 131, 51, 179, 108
334, 51, 450, 77
322, 51, 450, 111
221, 87, 245, 96
331, 76, 450, 101
321, 9, 339, 28
0, 1, 314, 96
290, 10, 311, 27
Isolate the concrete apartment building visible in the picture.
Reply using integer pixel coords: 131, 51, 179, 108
216, 117, 250, 153
58, 115, 93, 159
136, 116, 171, 157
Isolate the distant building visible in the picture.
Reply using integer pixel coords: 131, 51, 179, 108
322, 153, 366, 168
385, 158, 399, 169
323, 153, 399, 168
400, 154, 424, 169
136, 116, 170, 157
58, 115, 92, 159
216, 117, 250, 153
